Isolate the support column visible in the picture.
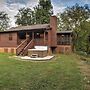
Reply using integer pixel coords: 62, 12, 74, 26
70, 34, 73, 52
48, 31, 51, 46
47, 30, 52, 55
26, 32, 29, 39
48, 47, 52, 55
26, 32, 28, 39
32, 32, 35, 45
32, 32, 34, 40
70, 34, 72, 45
44, 31, 46, 45
26, 32, 29, 43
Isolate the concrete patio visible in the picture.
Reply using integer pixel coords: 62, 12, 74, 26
19, 55, 54, 61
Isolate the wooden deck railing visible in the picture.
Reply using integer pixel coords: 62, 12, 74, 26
34, 38, 44, 46
20, 39, 34, 56
16, 39, 28, 55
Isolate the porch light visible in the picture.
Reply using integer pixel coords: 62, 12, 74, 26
61, 35, 64, 37
36, 33, 39, 35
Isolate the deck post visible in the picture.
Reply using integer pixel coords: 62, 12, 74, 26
32, 32, 34, 40
48, 30, 51, 46
26, 32, 29, 43
44, 31, 46, 45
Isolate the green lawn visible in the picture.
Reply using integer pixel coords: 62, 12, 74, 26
0, 53, 84, 90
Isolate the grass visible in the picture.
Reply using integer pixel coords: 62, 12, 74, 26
0, 53, 84, 90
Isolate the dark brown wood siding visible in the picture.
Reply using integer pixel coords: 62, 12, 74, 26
0, 32, 18, 47
56, 45, 72, 54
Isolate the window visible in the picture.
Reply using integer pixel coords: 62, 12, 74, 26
9, 33, 13, 40
57, 34, 71, 45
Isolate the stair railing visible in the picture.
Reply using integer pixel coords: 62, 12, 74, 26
20, 39, 34, 56
16, 38, 28, 55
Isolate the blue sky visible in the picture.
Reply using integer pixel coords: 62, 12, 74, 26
0, 0, 90, 26
53, 0, 90, 7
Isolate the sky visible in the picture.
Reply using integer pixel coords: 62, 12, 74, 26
0, 0, 90, 27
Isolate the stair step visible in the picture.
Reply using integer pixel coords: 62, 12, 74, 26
17, 39, 34, 56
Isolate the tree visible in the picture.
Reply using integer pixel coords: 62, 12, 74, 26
57, 4, 90, 31
15, 7, 35, 26
0, 12, 9, 31
57, 4, 90, 54
15, 0, 53, 26
34, 0, 53, 24
77, 21, 90, 54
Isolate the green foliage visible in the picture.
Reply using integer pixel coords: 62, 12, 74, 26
57, 4, 90, 55
0, 12, 9, 31
15, 7, 35, 25
15, 0, 53, 25
76, 22, 90, 54
57, 4, 90, 31
34, 0, 53, 24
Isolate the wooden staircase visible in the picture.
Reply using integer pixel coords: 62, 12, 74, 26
16, 39, 34, 56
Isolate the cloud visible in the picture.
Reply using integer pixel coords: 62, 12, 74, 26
6, 0, 28, 4
6, 0, 38, 4
52, 0, 90, 15
0, 0, 71, 27
53, 6, 65, 14
0, 0, 90, 27
84, 0, 90, 3
53, 0, 90, 4
0, 0, 38, 27
52, 0, 65, 15
52, 3, 65, 15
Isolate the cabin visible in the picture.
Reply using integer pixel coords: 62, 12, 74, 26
0, 16, 73, 56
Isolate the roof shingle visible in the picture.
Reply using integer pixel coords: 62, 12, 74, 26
0, 24, 50, 33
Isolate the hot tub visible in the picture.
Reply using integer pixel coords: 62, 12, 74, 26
28, 46, 48, 58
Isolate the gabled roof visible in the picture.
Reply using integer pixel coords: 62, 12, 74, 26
0, 24, 51, 33
9, 24, 50, 31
